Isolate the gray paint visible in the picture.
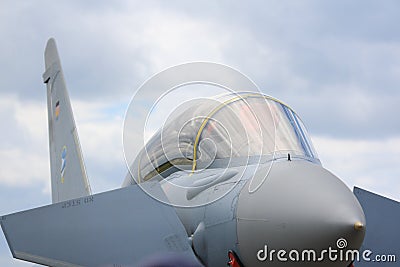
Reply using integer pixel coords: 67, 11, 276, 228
0, 38, 375, 267
186, 169, 238, 200
236, 160, 366, 267
171, 167, 252, 266
1, 182, 200, 267
353, 187, 399, 266
43, 38, 91, 203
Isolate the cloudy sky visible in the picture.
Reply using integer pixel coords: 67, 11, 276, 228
1, 0, 399, 266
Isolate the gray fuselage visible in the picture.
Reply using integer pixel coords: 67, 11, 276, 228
139, 158, 366, 267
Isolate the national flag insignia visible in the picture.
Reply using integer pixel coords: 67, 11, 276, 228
55, 101, 60, 120
61, 146, 67, 183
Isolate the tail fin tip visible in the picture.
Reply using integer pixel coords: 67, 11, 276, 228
44, 38, 60, 70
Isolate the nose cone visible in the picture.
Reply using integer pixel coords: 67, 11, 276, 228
236, 161, 365, 267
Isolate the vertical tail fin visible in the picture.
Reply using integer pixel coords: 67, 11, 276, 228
42, 38, 91, 203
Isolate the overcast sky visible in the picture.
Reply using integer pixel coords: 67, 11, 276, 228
1, 1, 399, 266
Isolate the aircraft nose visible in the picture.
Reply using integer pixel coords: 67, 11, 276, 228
236, 160, 365, 267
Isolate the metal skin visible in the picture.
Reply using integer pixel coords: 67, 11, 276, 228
353, 187, 400, 266
165, 160, 366, 266
43, 38, 91, 203
236, 161, 365, 267
1, 39, 367, 267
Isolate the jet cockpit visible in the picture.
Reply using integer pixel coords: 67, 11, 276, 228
126, 92, 320, 184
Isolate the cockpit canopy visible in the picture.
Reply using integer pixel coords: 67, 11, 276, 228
130, 93, 319, 183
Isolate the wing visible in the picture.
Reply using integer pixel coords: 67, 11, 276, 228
1, 182, 200, 267
353, 187, 399, 266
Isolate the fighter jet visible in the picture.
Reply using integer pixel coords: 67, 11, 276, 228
1, 39, 396, 267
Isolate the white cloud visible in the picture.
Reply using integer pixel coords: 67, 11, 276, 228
0, 95, 49, 191
79, 6, 228, 71
0, 95, 126, 193
313, 136, 400, 202
14, 99, 48, 142
0, 94, 46, 143
67, 99, 128, 191
1, 1, 400, 265
73, 100, 124, 164
0, 148, 48, 187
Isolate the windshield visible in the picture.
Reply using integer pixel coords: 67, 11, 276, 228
131, 93, 319, 182
196, 94, 317, 162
